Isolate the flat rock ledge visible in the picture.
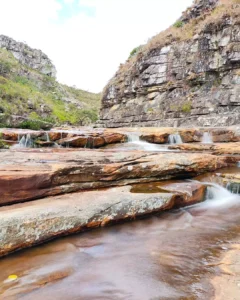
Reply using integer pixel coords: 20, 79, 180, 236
0, 183, 206, 257
1, 126, 240, 149
0, 128, 126, 148
169, 142, 240, 156
0, 150, 227, 205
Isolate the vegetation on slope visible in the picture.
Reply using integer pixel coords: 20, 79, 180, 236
0, 48, 100, 129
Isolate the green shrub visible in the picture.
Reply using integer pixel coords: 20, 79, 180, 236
0, 61, 11, 76
74, 109, 98, 125
14, 76, 30, 85
181, 102, 192, 113
129, 45, 142, 58
18, 119, 43, 130
17, 117, 54, 130
174, 20, 184, 28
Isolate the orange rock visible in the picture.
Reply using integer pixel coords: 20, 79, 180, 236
0, 149, 228, 206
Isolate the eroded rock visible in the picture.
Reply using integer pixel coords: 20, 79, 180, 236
0, 149, 228, 205
0, 183, 206, 257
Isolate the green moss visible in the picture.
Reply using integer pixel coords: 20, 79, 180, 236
147, 108, 154, 114
181, 101, 192, 113
169, 104, 179, 111
0, 134, 9, 149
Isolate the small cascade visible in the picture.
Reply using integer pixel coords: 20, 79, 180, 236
127, 132, 141, 143
45, 132, 50, 142
17, 134, 34, 148
168, 134, 182, 144
226, 182, 240, 194
201, 132, 213, 144
126, 132, 169, 151
197, 182, 240, 209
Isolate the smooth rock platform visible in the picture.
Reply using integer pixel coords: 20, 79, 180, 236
0, 126, 240, 257
0, 181, 206, 257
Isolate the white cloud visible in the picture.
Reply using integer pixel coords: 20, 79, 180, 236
0, 0, 193, 92
63, 0, 75, 4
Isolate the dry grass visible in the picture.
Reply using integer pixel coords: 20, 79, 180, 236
103, 0, 240, 96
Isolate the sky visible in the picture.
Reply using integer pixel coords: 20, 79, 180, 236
0, 0, 193, 92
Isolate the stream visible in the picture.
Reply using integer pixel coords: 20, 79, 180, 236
0, 183, 239, 299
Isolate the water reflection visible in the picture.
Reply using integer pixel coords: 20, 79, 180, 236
0, 191, 239, 300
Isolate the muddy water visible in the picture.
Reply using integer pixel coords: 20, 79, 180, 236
0, 189, 239, 299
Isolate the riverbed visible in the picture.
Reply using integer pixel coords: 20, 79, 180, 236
0, 184, 239, 299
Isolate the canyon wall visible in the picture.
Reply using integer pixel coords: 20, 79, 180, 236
99, 0, 240, 127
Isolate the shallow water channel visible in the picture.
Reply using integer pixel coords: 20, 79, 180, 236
0, 182, 240, 299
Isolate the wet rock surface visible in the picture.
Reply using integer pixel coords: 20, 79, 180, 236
0, 188, 239, 300
0, 128, 126, 149
1, 127, 240, 149
169, 142, 240, 156
0, 183, 207, 257
0, 149, 227, 205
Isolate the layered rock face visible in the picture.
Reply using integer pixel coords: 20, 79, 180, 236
0, 35, 56, 77
99, 0, 240, 127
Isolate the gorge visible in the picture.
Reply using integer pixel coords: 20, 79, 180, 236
0, 0, 240, 299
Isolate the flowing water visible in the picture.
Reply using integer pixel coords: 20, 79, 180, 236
0, 183, 239, 300
201, 132, 213, 144
105, 132, 171, 151
14, 134, 34, 148
168, 134, 183, 144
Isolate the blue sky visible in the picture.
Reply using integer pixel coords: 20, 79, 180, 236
57, 0, 96, 21
0, 0, 193, 92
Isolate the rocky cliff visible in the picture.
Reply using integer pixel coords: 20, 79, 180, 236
99, 0, 240, 127
0, 35, 56, 78
0, 36, 100, 129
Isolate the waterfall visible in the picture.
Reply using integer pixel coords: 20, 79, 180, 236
126, 132, 169, 151
201, 132, 213, 144
17, 134, 33, 148
197, 182, 240, 209
45, 132, 50, 142
127, 133, 141, 142
226, 182, 240, 194
168, 134, 182, 144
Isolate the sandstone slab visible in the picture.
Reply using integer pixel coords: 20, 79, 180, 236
0, 183, 206, 257
169, 142, 240, 156
0, 128, 126, 149
0, 149, 227, 205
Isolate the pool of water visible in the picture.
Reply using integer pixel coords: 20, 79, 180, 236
0, 186, 239, 300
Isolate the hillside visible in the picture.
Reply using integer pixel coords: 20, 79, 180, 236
99, 0, 240, 127
0, 35, 100, 129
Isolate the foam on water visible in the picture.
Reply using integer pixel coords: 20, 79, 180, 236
168, 134, 182, 144
201, 132, 213, 144
197, 182, 240, 209
13, 133, 34, 148
127, 132, 170, 151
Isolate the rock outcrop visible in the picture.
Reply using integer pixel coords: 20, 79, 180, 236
0, 182, 206, 257
0, 128, 126, 148
99, 0, 240, 127
0, 149, 228, 205
0, 35, 56, 77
